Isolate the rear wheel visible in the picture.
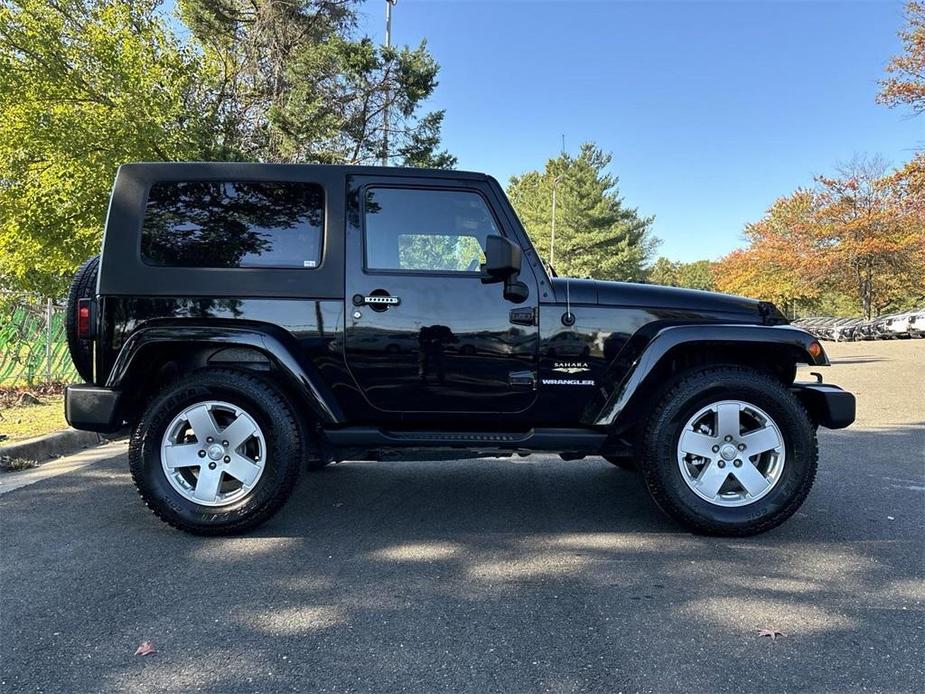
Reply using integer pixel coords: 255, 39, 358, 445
65, 255, 99, 383
129, 369, 302, 535
639, 365, 817, 536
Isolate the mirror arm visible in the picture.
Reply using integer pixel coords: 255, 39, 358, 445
503, 273, 529, 303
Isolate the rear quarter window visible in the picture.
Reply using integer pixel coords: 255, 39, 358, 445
141, 181, 324, 268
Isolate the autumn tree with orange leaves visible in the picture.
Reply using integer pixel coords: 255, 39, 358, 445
878, 1, 925, 114
713, 191, 822, 314
715, 159, 924, 319
717, 2, 925, 318
813, 159, 924, 319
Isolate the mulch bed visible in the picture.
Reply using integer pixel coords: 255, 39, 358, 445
0, 383, 67, 408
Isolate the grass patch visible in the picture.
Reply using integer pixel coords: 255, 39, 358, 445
0, 394, 67, 443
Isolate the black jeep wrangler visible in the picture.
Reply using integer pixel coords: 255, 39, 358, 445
64, 163, 855, 536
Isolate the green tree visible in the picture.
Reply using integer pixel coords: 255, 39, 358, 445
507, 143, 657, 281
0, 0, 218, 297
676, 260, 715, 291
648, 258, 715, 291
179, 0, 455, 167
648, 257, 679, 286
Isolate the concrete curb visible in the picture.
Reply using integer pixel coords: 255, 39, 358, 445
0, 440, 128, 495
0, 428, 105, 463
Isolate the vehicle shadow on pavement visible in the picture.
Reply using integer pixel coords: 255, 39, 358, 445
0, 425, 922, 694
827, 356, 885, 365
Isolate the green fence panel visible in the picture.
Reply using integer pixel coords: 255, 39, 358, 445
0, 299, 79, 386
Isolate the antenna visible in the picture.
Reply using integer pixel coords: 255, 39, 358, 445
382, 0, 398, 166
561, 276, 575, 327
566, 277, 571, 316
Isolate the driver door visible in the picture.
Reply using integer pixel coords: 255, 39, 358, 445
343, 177, 539, 416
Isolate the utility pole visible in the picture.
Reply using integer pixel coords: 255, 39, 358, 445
550, 174, 563, 268
382, 0, 397, 166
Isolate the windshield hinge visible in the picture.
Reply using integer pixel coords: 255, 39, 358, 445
509, 306, 537, 326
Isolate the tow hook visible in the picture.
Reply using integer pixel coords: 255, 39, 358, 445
809, 372, 824, 384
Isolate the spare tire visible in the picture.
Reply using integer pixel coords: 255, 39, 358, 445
65, 255, 100, 383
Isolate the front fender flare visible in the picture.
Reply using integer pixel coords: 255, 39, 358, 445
594, 324, 827, 427
106, 324, 344, 424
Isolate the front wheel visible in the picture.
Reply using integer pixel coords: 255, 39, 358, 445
640, 366, 817, 536
129, 369, 302, 535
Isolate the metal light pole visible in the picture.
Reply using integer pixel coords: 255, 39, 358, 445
550, 174, 563, 267
382, 0, 397, 166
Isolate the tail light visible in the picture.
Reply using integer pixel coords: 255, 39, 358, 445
77, 298, 94, 339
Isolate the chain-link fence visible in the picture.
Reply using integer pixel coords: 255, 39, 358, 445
0, 295, 78, 386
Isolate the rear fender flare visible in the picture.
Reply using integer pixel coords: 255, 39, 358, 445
594, 324, 827, 427
106, 324, 344, 424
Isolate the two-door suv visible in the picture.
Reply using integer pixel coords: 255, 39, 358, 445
64, 163, 855, 535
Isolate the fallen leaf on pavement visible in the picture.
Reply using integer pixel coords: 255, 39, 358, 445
758, 629, 783, 641
134, 641, 157, 656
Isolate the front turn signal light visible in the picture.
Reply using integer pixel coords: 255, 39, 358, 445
807, 341, 823, 360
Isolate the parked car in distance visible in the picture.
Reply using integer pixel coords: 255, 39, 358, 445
790, 313, 925, 342
885, 312, 914, 339
909, 311, 925, 338
833, 318, 863, 342
875, 315, 897, 339
64, 162, 855, 538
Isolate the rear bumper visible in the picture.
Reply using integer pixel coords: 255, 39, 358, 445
65, 385, 124, 433
791, 382, 856, 430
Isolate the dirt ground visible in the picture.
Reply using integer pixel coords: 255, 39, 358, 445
798, 339, 925, 428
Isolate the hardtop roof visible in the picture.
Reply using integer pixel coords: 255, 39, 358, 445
117, 161, 490, 181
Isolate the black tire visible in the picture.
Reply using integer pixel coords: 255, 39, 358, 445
65, 255, 100, 383
129, 368, 302, 535
603, 455, 637, 471
639, 365, 817, 537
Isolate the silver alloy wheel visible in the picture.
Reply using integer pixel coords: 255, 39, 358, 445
160, 400, 266, 507
676, 400, 786, 507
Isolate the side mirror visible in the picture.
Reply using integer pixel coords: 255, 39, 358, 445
480, 234, 522, 283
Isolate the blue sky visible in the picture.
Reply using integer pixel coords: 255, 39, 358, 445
354, 0, 923, 261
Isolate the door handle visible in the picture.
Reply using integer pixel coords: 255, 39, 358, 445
352, 293, 400, 310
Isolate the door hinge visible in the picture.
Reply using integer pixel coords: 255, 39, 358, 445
509, 370, 537, 389
509, 306, 536, 326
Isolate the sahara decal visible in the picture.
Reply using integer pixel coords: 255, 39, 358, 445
552, 361, 590, 374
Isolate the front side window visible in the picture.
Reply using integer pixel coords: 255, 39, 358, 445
364, 187, 498, 273
141, 181, 324, 268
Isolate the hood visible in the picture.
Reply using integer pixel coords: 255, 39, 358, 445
549, 278, 781, 320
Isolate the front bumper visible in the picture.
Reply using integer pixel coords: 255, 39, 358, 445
791, 382, 856, 430
65, 385, 124, 433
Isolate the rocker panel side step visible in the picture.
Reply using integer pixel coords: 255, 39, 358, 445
322, 427, 608, 452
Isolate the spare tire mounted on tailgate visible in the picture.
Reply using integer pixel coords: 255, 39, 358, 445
65, 254, 99, 383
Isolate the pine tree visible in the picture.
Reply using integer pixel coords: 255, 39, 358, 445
178, 0, 455, 167
507, 144, 657, 280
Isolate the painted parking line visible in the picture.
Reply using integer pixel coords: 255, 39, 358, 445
0, 440, 128, 495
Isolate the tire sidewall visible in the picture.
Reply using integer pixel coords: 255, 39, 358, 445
130, 372, 299, 532
644, 370, 815, 532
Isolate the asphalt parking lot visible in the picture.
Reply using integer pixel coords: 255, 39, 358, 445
1, 341, 923, 694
